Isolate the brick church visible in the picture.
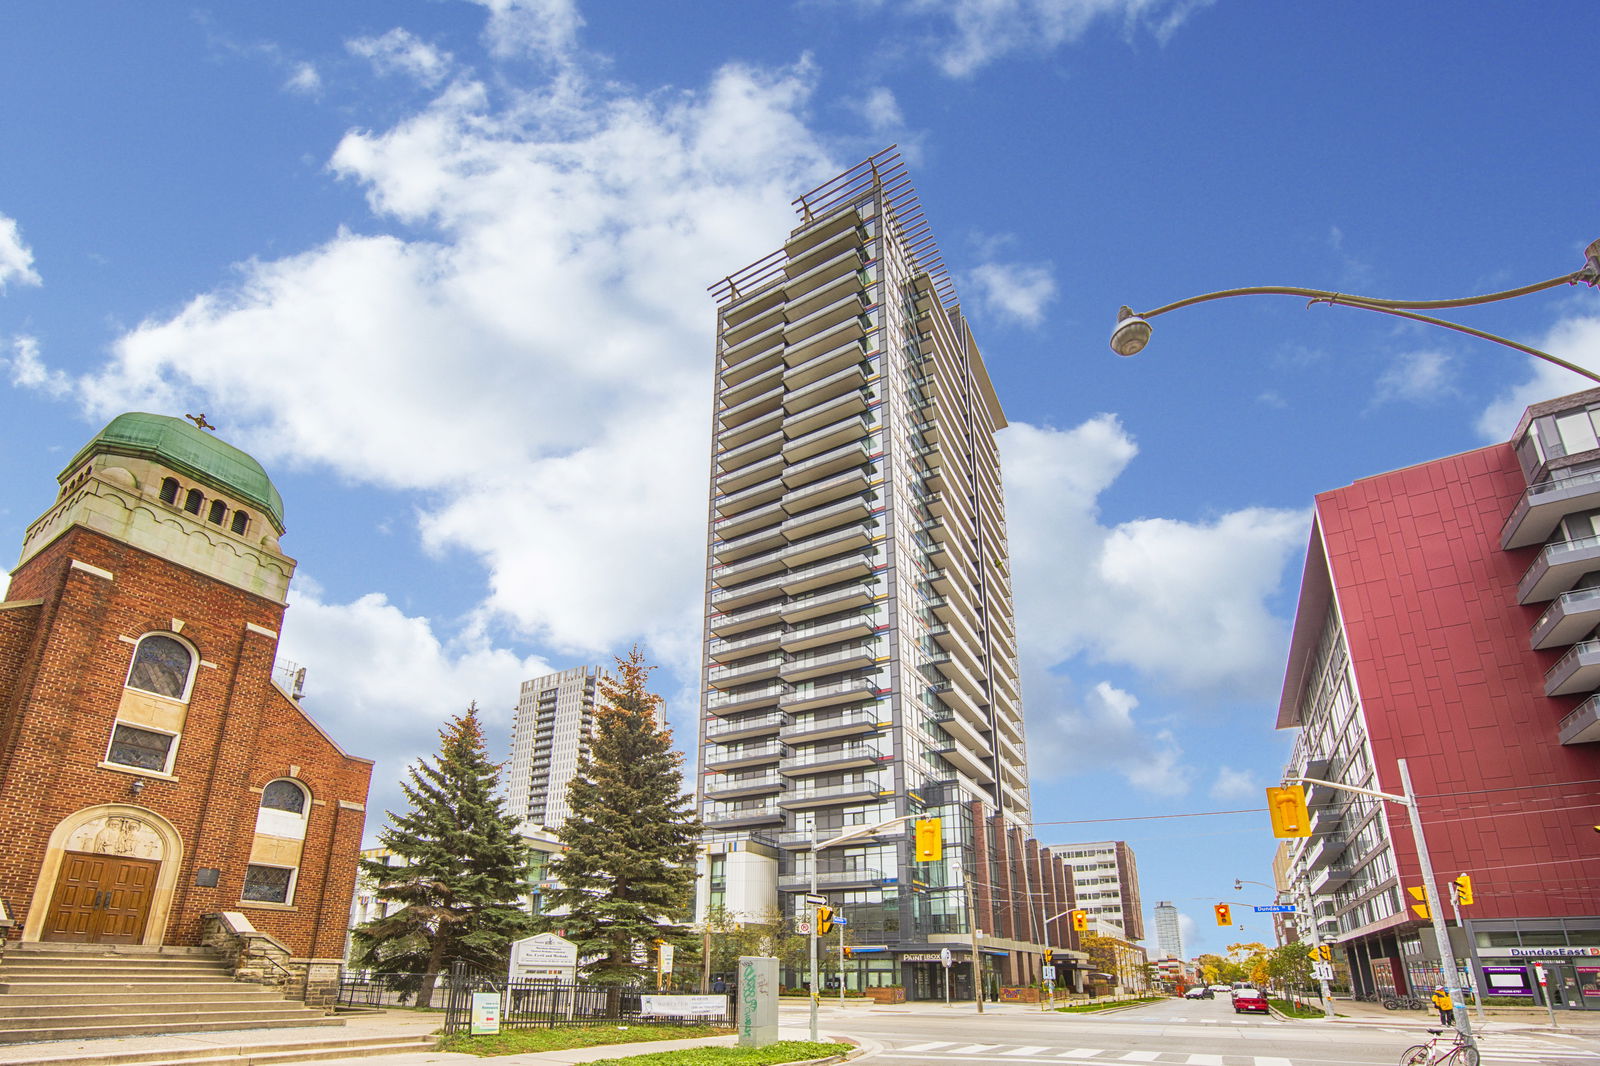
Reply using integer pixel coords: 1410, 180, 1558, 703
0, 413, 372, 978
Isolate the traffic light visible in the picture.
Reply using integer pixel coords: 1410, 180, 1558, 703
1070, 909, 1089, 932
1316, 944, 1332, 962
1408, 886, 1431, 920
817, 906, 834, 935
1452, 874, 1474, 906
914, 818, 943, 862
1265, 785, 1312, 838
1214, 903, 1232, 926
843, 946, 853, 959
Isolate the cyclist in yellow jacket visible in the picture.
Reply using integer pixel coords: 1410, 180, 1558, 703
1431, 986, 1455, 1025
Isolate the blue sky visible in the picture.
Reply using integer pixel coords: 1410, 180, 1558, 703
2, 1, 1597, 960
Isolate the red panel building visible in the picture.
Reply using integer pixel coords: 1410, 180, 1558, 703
0, 414, 372, 1000
1278, 389, 1600, 1010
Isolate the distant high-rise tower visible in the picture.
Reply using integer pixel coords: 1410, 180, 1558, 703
506, 666, 604, 831
1154, 901, 1183, 959
694, 149, 1078, 999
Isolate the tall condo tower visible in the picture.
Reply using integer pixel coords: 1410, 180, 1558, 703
1153, 901, 1183, 960
696, 151, 1066, 999
506, 666, 605, 832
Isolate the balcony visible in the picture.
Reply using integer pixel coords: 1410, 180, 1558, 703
784, 337, 868, 391
931, 650, 988, 704
783, 415, 871, 464
704, 738, 788, 771
783, 288, 868, 347
777, 869, 885, 891
780, 643, 877, 683
703, 800, 786, 829
717, 382, 784, 431
1530, 586, 1600, 649
780, 495, 873, 541
782, 524, 873, 570
710, 570, 789, 611
712, 524, 786, 565
784, 220, 863, 277
716, 452, 784, 496
782, 612, 877, 653
1517, 535, 1600, 604
703, 772, 786, 800
1309, 862, 1356, 896
1544, 639, 1600, 696
721, 283, 784, 329
721, 299, 783, 349
1502, 468, 1600, 550
780, 676, 880, 712
779, 743, 884, 776
714, 476, 785, 517
783, 312, 868, 369
705, 709, 788, 742
717, 409, 784, 455
930, 706, 990, 755
782, 264, 860, 326
712, 499, 786, 541
719, 322, 784, 381
780, 705, 883, 743
708, 628, 785, 664
783, 247, 867, 307
782, 440, 872, 491
782, 582, 876, 623
712, 545, 787, 589
784, 363, 869, 415
782, 554, 875, 597
777, 779, 886, 809
938, 741, 995, 784
931, 678, 985, 723
717, 427, 785, 473
783, 467, 872, 516
1558, 694, 1600, 745
782, 389, 870, 441
708, 600, 787, 637
705, 679, 789, 714
707, 653, 786, 691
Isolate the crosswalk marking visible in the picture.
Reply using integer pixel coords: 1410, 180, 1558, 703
949, 1045, 1000, 1054
1183, 1056, 1223, 1065
898, 1042, 954, 1053
1118, 1054, 1161, 1062
1253, 1058, 1293, 1066
1000, 1048, 1051, 1057
1060, 1052, 1104, 1060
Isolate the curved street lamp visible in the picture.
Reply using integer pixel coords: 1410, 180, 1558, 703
1112, 238, 1600, 383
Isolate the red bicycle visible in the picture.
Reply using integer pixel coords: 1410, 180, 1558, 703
1399, 1027, 1479, 1066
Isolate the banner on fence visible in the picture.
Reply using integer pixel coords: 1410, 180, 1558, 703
470, 992, 501, 1034
641, 994, 726, 1018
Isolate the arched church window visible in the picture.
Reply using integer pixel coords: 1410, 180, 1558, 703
184, 488, 203, 514
125, 633, 195, 701
208, 500, 227, 525
160, 478, 180, 504
231, 510, 249, 535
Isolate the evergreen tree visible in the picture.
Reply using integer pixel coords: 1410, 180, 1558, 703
351, 703, 533, 1006
543, 648, 700, 985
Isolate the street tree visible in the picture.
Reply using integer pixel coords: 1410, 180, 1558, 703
351, 703, 533, 1006
543, 648, 700, 985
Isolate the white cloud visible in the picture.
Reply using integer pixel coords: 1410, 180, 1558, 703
276, 582, 555, 827
1210, 765, 1255, 800
1477, 312, 1600, 440
467, 0, 584, 62
1373, 349, 1454, 405
1003, 416, 1307, 697
1025, 679, 1191, 796
27, 55, 836, 659
284, 62, 322, 95
1177, 911, 1197, 949
348, 28, 454, 86
0, 213, 41, 291
968, 260, 1056, 326
856, 86, 903, 132
4, 336, 70, 397
891, 0, 1216, 77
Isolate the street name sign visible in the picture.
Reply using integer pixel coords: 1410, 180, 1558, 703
1252, 905, 1296, 913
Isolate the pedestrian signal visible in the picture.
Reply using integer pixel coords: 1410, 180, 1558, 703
1408, 886, 1431, 920
914, 818, 943, 862
1070, 909, 1089, 932
1452, 874, 1473, 906
817, 906, 835, 936
1265, 785, 1311, 838
1214, 903, 1232, 926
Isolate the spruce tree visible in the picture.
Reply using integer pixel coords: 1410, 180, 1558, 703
543, 648, 700, 985
351, 703, 533, 1006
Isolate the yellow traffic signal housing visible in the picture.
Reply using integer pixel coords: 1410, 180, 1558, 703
914, 818, 943, 862
1453, 874, 1474, 906
817, 906, 834, 935
1265, 785, 1312, 838
1070, 909, 1089, 932
1317, 944, 1332, 962
1408, 886, 1431, 920
1214, 903, 1232, 926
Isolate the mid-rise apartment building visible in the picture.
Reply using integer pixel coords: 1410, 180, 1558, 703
695, 150, 1081, 999
1055, 841, 1144, 941
1277, 388, 1600, 1011
505, 667, 604, 832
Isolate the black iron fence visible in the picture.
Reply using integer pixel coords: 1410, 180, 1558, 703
439, 961, 731, 1033
336, 971, 442, 1009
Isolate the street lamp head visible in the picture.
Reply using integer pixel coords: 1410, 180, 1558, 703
1583, 238, 1600, 285
1110, 306, 1152, 356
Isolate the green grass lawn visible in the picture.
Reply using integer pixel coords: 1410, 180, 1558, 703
437, 1024, 734, 1056
1269, 997, 1333, 1019
587, 1041, 854, 1065
1055, 996, 1164, 1013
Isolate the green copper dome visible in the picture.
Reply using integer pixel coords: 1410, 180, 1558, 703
68, 413, 286, 532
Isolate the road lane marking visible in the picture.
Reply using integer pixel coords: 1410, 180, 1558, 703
1118, 1054, 1161, 1062
1059, 1051, 1104, 1059
949, 1045, 1000, 1054
898, 1043, 955, 1053
1000, 1048, 1051, 1057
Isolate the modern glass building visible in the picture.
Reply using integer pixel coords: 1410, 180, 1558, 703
694, 149, 1080, 998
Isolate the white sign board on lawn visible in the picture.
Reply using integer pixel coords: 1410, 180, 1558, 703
470, 992, 501, 1034
509, 932, 579, 982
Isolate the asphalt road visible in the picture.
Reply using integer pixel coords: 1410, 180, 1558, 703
786, 995, 1600, 1066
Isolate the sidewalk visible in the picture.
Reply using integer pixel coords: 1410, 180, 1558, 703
1280, 996, 1600, 1037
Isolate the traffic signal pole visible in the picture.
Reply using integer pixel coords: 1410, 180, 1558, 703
1288, 762, 1475, 1051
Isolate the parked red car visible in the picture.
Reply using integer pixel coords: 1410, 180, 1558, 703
1231, 988, 1270, 1014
